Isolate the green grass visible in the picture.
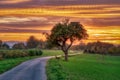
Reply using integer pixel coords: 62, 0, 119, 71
47, 59, 67, 80
0, 56, 38, 74
42, 50, 63, 56
47, 54, 120, 80
0, 50, 63, 74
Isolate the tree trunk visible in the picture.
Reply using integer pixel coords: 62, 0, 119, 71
64, 51, 68, 61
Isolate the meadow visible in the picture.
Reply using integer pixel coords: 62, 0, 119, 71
47, 53, 120, 80
0, 50, 120, 80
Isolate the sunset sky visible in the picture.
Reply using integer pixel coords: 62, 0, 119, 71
0, 0, 120, 44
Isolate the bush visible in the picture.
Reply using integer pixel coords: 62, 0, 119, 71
0, 49, 43, 59
3, 50, 28, 58
28, 49, 43, 56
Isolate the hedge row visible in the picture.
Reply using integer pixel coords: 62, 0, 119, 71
0, 49, 43, 60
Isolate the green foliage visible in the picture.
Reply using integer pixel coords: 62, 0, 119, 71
1, 50, 28, 58
28, 49, 43, 56
47, 54, 120, 80
0, 49, 43, 59
47, 20, 88, 48
46, 19, 88, 61
47, 59, 67, 80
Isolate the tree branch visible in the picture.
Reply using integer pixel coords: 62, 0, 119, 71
66, 38, 73, 50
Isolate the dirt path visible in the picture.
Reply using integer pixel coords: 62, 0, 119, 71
0, 56, 53, 80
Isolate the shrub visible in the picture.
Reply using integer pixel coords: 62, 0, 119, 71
3, 50, 28, 58
28, 49, 43, 56
36, 50, 43, 55
28, 50, 35, 56
0, 49, 43, 59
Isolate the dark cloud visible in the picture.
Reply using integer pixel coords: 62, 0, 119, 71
0, 0, 120, 8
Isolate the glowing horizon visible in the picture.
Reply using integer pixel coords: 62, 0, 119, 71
0, 0, 120, 44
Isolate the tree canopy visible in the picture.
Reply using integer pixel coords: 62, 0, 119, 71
47, 19, 88, 61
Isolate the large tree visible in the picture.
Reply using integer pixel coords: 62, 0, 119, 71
47, 19, 88, 61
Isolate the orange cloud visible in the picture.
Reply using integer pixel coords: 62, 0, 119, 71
0, 5, 120, 44
0, 33, 46, 41
0, 5, 120, 18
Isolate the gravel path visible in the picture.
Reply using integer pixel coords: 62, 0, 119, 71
0, 56, 53, 80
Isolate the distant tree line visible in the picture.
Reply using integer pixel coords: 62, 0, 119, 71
84, 41, 120, 56
0, 36, 120, 56
72, 41, 120, 56
0, 40, 10, 49
0, 36, 46, 49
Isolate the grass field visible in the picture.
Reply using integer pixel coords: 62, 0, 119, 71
0, 50, 63, 74
0, 56, 39, 74
47, 54, 120, 80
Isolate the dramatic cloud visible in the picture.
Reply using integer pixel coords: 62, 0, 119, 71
0, 0, 119, 44
0, 5, 120, 20
0, 0, 120, 8
0, 0, 30, 4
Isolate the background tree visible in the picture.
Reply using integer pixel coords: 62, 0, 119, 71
2, 43, 10, 49
0, 40, 2, 48
12, 42, 26, 49
47, 19, 88, 61
26, 36, 39, 48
